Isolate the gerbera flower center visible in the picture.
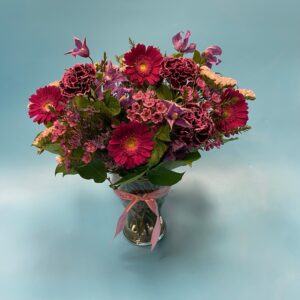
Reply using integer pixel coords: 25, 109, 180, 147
43, 102, 55, 112
223, 108, 232, 118
123, 136, 138, 151
136, 56, 151, 75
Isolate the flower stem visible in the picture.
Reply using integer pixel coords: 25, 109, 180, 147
88, 56, 94, 64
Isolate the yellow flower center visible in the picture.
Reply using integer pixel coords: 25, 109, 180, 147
223, 109, 231, 118
124, 137, 138, 151
138, 63, 148, 73
43, 102, 54, 112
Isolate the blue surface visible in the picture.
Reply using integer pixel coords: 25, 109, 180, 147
0, 0, 300, 299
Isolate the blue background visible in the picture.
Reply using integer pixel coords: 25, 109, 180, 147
1, 0, 300, 299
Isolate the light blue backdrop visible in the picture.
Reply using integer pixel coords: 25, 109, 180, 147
0, 0, 299, 299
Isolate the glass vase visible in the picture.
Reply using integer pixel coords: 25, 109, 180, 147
113, 176, 169, 247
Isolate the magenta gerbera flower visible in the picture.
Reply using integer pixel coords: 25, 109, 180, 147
216, 88, 249, 133
28, 86, 65, 124
108, 122, 154, 169
123, 44, 163, 85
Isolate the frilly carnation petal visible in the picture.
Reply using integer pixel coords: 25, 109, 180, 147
60, 63, 96, 98
161, 57, 198, 89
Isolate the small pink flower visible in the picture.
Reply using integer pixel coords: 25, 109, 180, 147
131, 102, 141, 112
84, 141, 97, 153
133, 113, 144, 123
196, 78, 206, 90
82, 152, 92, 164
143, 98, 156, 108
65, 111, 80, 127
156, 101, 167, 113
151, 112, 163, 124
132, 90, 145, 101
127, 109, 135, 121
181, 86, 194, 102
51, 121, 67, 142
203, 87, 211, 98
211, 93, 222, 103
69, 133, 81, 149
145, 90, 156, 98
141, 108, 152, 121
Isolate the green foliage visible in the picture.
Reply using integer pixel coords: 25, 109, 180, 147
228, 125, 252, 135
43, 143, 63, 155
148, 124, 171, 167
148, 167, 184, 186
155, 123, 171, 142
193, 50, 206, 65
74, 96, 90, 110
55, 164, 77, 176
77, 159, 107, 183
129, 37, 135, 47
110, 167, 147, 189
99, 92, 121, 117
158, 151, 201, 170
156, 84, 173, 100
172, 53, 184, 58
222, 137, 239, 144
148, 140, 168, 166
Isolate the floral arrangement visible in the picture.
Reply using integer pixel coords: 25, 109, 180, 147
28, 31, 256, 189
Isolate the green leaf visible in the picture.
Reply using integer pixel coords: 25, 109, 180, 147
172, 53, 184, 58
148, 140, 168, 166
156, 84, 173, 100
44, 143, 63, 155
222, 137, 239, 144
192, 50, 201, 64
77, 159, 107, 183
71, 148, 84, 159
100, 92, 121, 117
55, 164, 77, 176
129, 37, 135, 47
74, 96, 90, 109
110, 168, 147, 189
148, 167, 184, 186
155, 124, 171, 142
157, 151, 201, 170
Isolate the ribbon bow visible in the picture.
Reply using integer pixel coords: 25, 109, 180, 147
114, 187, 170, 251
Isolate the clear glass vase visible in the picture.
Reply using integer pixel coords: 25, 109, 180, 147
113, 176, 169, 247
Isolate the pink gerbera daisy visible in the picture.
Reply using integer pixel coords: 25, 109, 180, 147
108, 122, 154, 169
123, 44, 163, 85
28, 86, 65, 124
216, 88, 249, 133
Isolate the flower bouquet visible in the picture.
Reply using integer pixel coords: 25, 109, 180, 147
28, 31, 255, 250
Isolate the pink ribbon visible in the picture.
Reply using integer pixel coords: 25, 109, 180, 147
114, 187, 170, 251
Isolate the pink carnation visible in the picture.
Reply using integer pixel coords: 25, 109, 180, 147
60, 64, 96, 98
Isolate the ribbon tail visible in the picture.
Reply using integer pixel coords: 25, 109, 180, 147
146, 200, 161, 251
114, 209, 127, 238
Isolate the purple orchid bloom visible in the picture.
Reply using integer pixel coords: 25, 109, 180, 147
96, 61, 130, 100
203, 45, 222, 68
172, 31, 197, 53
65, 37, 90, 58
104, 61, 127, 91
164, 102, 191, 129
